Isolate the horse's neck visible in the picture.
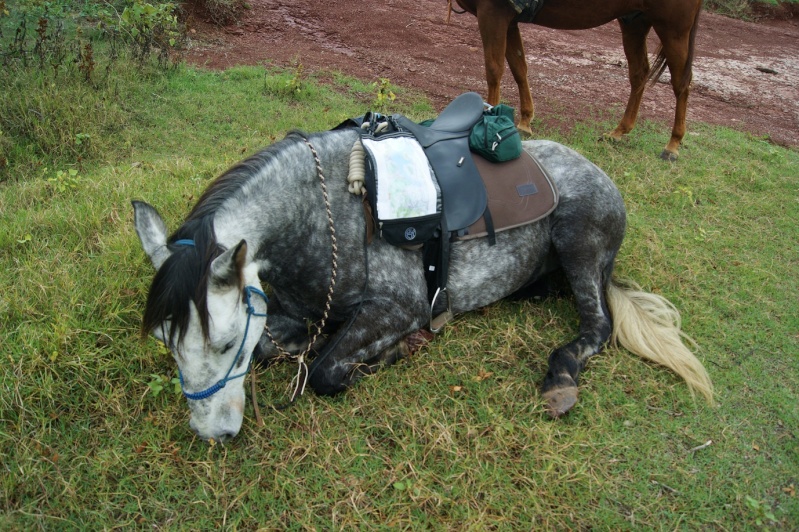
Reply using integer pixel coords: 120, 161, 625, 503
211, 129, 355, 267
212, 146, 310, 254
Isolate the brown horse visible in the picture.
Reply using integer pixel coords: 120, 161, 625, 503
453, 0, 702, 160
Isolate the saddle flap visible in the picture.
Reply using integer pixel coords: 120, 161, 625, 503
423, 137, 488, 230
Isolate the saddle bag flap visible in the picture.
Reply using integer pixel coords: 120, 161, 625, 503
378, 212, 441, 246
361, 134, 442, 246
469, 104, 523, 163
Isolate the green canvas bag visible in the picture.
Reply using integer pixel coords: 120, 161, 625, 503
469, 104, 522, 163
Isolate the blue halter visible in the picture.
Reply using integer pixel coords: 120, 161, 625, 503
179, 285, 268, 401
172, 240, 268, 401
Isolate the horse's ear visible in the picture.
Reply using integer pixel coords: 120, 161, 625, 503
209, 240, 248, 290
132, 200, 170, 270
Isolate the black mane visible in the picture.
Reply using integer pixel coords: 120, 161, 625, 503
141, 219, 220, 347
141, 135, 303, 345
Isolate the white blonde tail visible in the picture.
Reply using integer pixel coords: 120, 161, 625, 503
606, 279, 714, 404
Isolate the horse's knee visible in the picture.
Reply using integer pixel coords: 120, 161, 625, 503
307, 360, 348, 396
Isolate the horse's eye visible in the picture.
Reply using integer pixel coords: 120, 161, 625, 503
221, 340, 236, 354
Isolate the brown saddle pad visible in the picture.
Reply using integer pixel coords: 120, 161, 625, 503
457, 151, 558, 241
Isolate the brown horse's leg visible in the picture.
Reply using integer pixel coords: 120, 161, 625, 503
606, 18, 652, 143
505, 23, 534, 135
477, 15, 508, 108
475, 4, 518, 114
654, 23, 697, 161
657, 45, 690, 161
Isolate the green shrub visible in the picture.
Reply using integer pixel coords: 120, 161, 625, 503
186, 0, 247, 25
117, 0, 183, 66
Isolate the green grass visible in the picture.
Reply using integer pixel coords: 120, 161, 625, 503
2, 48, 799, 529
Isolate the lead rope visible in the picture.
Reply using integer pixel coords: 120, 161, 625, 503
257, 134, 339, 408
446, 0, 466, 24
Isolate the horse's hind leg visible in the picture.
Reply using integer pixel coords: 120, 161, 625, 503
505, 23, 534, 135
606, 16, 652, 143
541, 225, 622, 417
653, 11, 700, 161
541, 271, 614, 417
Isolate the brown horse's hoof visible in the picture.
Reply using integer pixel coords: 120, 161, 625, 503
660, 149, 678, 162
542, 387, 579, 418
517, 123, 534, 137
600, 132, 624, 143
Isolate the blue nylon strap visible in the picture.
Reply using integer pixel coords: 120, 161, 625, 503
180, 285, 268, 401
173, 239, 196, 247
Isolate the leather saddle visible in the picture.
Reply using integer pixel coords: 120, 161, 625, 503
394, 92, 487, 232
335, 92, 558, 328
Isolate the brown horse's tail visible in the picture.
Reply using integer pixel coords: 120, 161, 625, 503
606, 278, 714, 404
648, 5, 702, 93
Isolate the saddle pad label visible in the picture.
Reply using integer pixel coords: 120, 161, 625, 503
362, 136, 438, 220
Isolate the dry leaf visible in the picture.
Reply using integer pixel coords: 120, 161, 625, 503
473, 370, 493, 382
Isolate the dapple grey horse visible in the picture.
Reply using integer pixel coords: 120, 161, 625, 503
133, 129, 713, 442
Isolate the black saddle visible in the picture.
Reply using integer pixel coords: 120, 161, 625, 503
333, 92, 499, 316
394, 92, 488, 232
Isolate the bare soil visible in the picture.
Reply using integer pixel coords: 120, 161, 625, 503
183, 0, 799, 149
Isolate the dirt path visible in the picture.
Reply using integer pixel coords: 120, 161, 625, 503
183, 0, 799, 149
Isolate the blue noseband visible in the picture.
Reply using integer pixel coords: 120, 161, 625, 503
172, 237, 268, 400
179, 285, 268, 401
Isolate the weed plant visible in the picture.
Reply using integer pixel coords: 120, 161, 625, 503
0, 0, 186, 181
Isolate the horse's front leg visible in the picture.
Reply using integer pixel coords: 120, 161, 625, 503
655, 32, 694, 161
254, 295, 328, 364
306, 299, 427, 396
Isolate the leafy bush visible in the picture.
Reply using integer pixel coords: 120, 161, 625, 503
0, 0, 190, 181
117, 0, 183, 66
185, 0, 248, 25
705, 0, 799, 19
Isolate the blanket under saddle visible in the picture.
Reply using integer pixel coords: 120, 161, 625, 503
508, 0, 545, 22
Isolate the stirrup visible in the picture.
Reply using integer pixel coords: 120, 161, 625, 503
430, 287, 453, 333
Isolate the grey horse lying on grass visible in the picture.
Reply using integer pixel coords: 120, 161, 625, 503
133, 129, 713, 442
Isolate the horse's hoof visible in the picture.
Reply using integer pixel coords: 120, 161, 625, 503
516, 123, 533, 137
542, 386, 579, 418
660, 149, 678, 162
600, 132, 623, 144
405, 329, 434, 355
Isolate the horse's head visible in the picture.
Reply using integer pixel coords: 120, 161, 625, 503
132, 201, 266, 443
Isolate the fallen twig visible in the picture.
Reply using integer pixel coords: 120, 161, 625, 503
687, 440, 713, 454
652, 480, 680, 494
